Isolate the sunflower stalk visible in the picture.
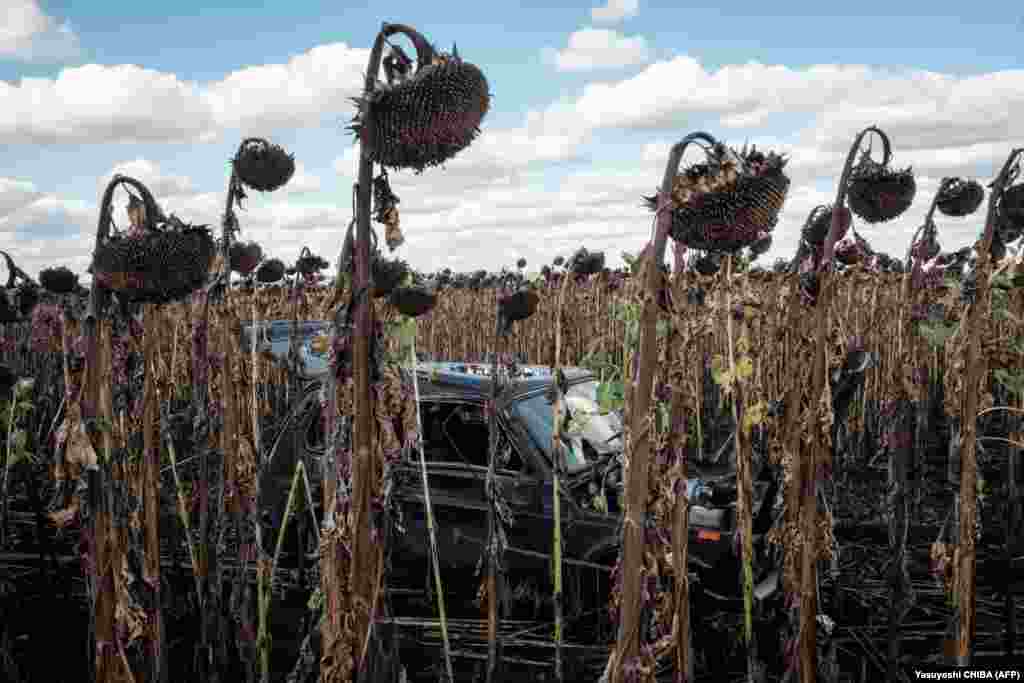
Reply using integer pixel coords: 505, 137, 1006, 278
258, 460, 307, 683
164, 415, 201, 601
0, 383, 16, 549
348, 27, 394, 672
485, 287, 505, 683
550, 269, 572, 683
287, 248, 311, 405
801, 126, 891, 682
956, 148, 1024, 663
142, 305, 166, 683
886, 397, 913, 683
1004, 276, 1024, 656
609, 132, 714, 683
606, 132, 712, 683
218, 158, 262, 681
669, 242, 692, 683
903, 177, 957, 276
320, 232, 348, 683
192, 287, 223, 682
410, 331, 455, 683
723, 254, 758, 682
87, 176, 129, 683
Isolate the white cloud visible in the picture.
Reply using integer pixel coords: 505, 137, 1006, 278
530, 57, 1024, 152
0, 193, 94, 280
805, 71, 1019, 153
332, 123, 591, 203
102, 159, 195, 199
0, 158, 1001, 287
1, 44, 1020, 282
591, 0, 639, 24
0, 178, 45, 220
280, 163, 322, 195
1, 64, 216, 145
0, 0, 81, 61
205, 43, 368, 135
0, 42, 369, 145
545, 28, 649, 71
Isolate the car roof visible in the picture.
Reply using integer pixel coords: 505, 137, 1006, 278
239, 320, 596, 398
411, 362, 594, 401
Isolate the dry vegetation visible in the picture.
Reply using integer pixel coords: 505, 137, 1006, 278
0, 19, 1023, 683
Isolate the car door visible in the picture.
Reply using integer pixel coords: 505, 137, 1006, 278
488, 397, 557, 574
487, 420, 552, 575
499, 388, 620, 570
392, 398, 492, 578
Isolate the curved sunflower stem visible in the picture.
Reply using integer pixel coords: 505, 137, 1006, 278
347, 25, 447, 679
0, 250, 36, 289
213, 189, 239, 600
820, 126, 889, 266
346, 27, 391, 679
797, 125, 891, 683
85, 175, 137, 683
903, 177, 957, 277
608, 131, 716, 683
955, 147, 1024, 664
218, 168, 240, 289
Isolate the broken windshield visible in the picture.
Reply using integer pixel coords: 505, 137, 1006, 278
509, 379, 623, 474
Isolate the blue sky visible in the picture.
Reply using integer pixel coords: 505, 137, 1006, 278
1, 0, 1021, 280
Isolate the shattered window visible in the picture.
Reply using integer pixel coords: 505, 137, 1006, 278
509, 380, 622, 474
418, 401, 523, 472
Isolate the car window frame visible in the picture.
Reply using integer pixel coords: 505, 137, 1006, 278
410, 395, 533, 478
501, 375, 604, 478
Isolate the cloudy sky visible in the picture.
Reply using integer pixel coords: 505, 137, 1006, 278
1, 0, 1021, 282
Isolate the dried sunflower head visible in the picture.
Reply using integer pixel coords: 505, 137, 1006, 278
351, 39, 490, 172
498, 288, 539, 325
646, 143, 790, 253
569, 247, 605, 276
39, 266, 79, 294
997, 183, 1024, 233
691, 253, 720, 276
846, 160, 916, 224
255, 258, 286, 284
232, 139, 295, 192
935, 178, 984, 217
229, 241, 263, 276
802, 205, 852, 246
372, 256, 410, 298
390, 286, 437, 318
91, 219, 215, 304
296, 252, 329, 276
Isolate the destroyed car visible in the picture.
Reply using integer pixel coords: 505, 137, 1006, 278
246, 320, 782, 612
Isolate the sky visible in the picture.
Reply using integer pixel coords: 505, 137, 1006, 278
1, 0, 1022, 282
